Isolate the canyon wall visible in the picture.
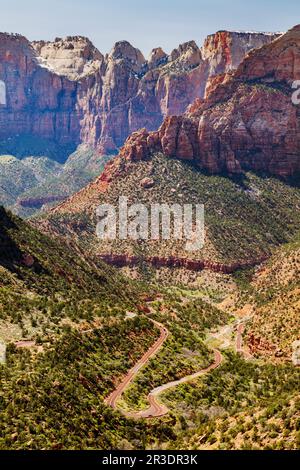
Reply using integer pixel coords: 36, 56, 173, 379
0, 31, 278, 158
99, 253, 268, 274
0, 33, 80, 161
119, 26, 300, 177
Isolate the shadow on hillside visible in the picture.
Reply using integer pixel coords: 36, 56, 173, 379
183, 159, 300, 189
0, 206, 24, 268
0, 206, 46, 275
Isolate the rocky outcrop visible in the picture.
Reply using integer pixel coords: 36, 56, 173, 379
119, 26, 300, 178
0, 33, 80, 161
98, 254, 268, 274
32, 36, 104, 80
0, 30, 277, 158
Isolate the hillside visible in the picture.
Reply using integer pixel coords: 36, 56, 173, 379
0, 155, 61, 207
0, 206, 140, 343
37, 26, 300, 277
0, 146, 110, 217
41, 153, 300, 273
0, 207, 230, 450
245, 234, 300, 361
0, 209, 299, 450
117, 25, 300, 178
0, 29, 278, 216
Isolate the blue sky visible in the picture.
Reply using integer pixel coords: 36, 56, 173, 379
0, 0, 299, 56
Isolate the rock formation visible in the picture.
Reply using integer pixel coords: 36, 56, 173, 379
98, 254, 268, 274
118, 26, 300, 177
32, 36, 103, 80
0, 33, 80, 161
0, 30, 278, 158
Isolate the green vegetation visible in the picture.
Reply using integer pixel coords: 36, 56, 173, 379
0, 192, 299, 450
244, 232, 300, 357
0, 207, 139, 340
0, 155, 61, 208
122, 292, 228, 411
44, 153, 300, 268
163, 352, 300, 450
0, 134, 76, 163
0, 145, 111, 218
0, 317, 174, 450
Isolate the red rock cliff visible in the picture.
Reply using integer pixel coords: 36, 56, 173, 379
0, 33, 80, 159
118, 26, 300, 177
0, 31, 277, 157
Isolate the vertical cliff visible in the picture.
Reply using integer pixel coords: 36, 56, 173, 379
0, 30, 280, 158
0, 33, 80, 161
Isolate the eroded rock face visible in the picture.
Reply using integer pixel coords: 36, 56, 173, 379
119, 26, 300, 178
201, 30, 280, 76
98, 254, 267, 274
0, 30, 277, 157
32, 36, 104, 80
0, 33, 80, 160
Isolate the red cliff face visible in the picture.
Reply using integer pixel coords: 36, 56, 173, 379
78, 33, 278, 153
0, 31, 277, 158
119, 26, 300, 178
98, 254, 268, 274
0, 33, 80, 160
201, 31, 279, 76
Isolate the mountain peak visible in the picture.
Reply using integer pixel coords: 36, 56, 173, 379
109, 40, 145, 65
32, 36, 103, 79
148, 47, 168, 68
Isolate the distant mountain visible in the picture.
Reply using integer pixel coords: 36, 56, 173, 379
0, 146, 111, 217
40, 27, 300, 273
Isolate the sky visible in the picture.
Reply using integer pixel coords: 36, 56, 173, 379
0, 0, 299, 57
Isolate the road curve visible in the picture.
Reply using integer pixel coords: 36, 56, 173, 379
105, 317, 223, 419
104, 319, 169, 410
135, 349, 223, 419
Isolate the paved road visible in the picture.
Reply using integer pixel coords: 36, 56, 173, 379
105, 309, 254, 419
105, 317, 223, 419
105, 319, 168, 410
136, 349, 223, 419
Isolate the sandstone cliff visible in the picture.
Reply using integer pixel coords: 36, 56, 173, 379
77, 32, 278, 153
0, 30, 277, 158
0, 33, 80, 161
32, 36, 104, 80
118, 26, 300, 177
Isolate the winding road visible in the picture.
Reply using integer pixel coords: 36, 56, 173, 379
105, 320, 169, 412
135, 349, 223, 419
105, 318, 223, 419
